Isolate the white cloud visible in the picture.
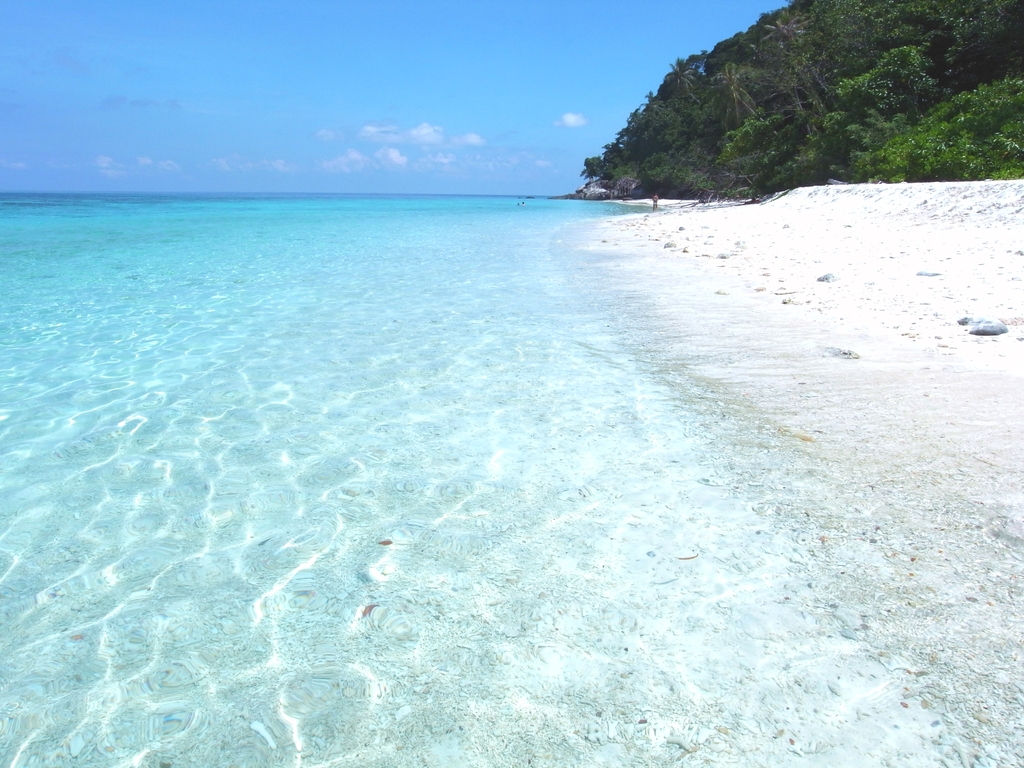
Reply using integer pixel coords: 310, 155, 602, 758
423, 153, 456, 166
320, 149, 371, 173
451, 132, 485, 146
406, 122, 445, 145
358, 122, 485, 147
0, 159, 28, 169
555, 112, 588, 128
374, 146, 408, 168
208, 155, 297, 172
314, 128, 339, 141
360, 122, 443, 145
535, 159, 552, 167
135, 157, 179, 171
95, 155, 126, 177
359, 124, 401, 142
262, 159, 295, 172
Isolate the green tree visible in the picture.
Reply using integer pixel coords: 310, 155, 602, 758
665, 58, 700, 100
581, 0, 1024, 197
836, 46, 937, 120
712, 63, 757, 129
581, 156, 606, 180
856, 77, 1024, 180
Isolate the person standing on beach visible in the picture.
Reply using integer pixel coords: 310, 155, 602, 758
652, 194, 659, 210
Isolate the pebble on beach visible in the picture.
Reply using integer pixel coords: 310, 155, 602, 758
968, 319, 1009, 336
825, 347, 860, 359
957, 316, 1010, 335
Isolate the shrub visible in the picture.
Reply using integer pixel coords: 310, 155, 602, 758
856, 78, 1024, 181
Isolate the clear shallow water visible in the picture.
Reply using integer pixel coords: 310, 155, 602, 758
0, 195, 716, 766
0, 195, 951, 767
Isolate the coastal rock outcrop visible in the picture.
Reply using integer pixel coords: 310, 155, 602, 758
552, 177, 642, 200
610, 177, 642, 198
580, 181, 611, 200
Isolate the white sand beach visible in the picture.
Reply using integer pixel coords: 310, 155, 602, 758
567, 181, 1024, 766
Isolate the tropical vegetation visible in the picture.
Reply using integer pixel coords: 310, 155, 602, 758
582, 0, 1024, 196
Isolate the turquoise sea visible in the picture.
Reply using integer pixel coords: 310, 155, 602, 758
0, 195, 947, 767
0, 195, 689, 765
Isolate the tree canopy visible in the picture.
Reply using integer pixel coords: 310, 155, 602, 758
582, 0, 1024, 196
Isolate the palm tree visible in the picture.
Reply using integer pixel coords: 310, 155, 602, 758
713, 63, 756, 129
763, 11, 818, 116
665, 58, 700, 100
764, 11, 806, 46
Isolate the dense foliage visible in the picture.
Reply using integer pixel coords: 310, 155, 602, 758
583, 0, 1024, 195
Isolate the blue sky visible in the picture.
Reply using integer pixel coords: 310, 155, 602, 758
1, 1, 784, 195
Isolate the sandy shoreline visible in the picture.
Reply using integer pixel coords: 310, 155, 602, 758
595, 181, 1024, 519
574, 181, 1024, 766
